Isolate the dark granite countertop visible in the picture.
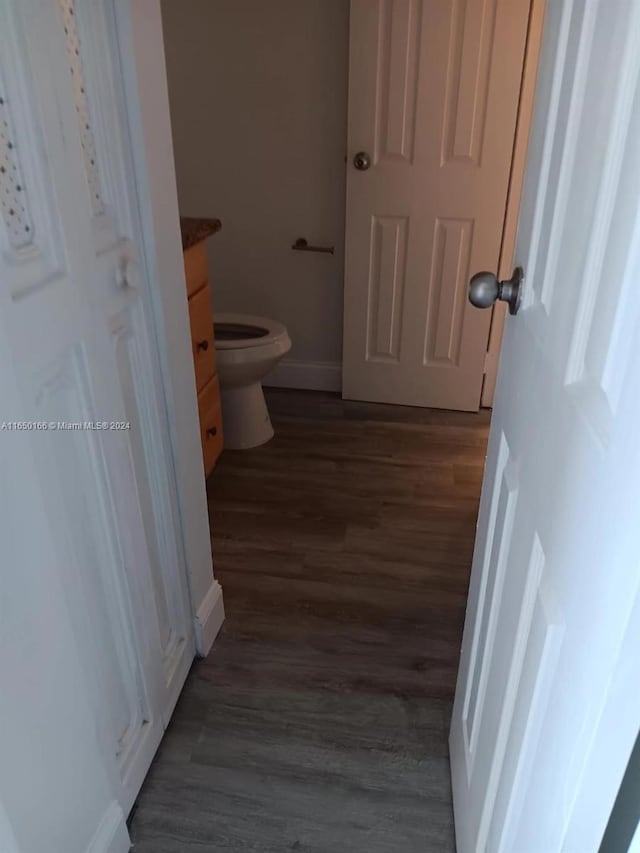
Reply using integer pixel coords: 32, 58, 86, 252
180, 216, 222, 251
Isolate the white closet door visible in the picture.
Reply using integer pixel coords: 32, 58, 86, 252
0, 0, 193, 814
57, 0, 195, 722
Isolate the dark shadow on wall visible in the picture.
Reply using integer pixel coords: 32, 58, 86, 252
599, 730, 640, 852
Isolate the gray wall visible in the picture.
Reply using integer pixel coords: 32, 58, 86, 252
161, 0, 349, 384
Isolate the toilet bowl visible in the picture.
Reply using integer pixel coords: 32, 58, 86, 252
214, 312, 291, 449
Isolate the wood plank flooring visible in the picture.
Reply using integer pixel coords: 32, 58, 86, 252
130, 389, 491, 852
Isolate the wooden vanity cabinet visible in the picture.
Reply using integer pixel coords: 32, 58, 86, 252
183, 240, 223, 475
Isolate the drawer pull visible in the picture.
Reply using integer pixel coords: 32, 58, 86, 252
207, 426, 218, 438
196, 339, 210, 352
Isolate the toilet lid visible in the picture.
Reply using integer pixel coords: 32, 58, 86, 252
214, 312, 289, 350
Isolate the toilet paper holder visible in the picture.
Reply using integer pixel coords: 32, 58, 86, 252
291, 237, 334, 255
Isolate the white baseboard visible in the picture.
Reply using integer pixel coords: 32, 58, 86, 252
264, 358, 342, 393
85, 801, 129, 853
193, 579, 225, 656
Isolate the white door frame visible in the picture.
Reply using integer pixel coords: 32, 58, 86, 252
113, 0, 224, 655
481, 0, 546, 408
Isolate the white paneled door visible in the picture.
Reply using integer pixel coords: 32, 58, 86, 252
0, 0, 193, 816
343, 0, 531, 409
450, 1, 640, 850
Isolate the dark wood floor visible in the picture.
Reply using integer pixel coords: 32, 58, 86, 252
130, 389, 491, 852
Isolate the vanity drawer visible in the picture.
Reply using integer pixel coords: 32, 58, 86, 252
183, 241, 209, 298
188, 284, 217, 391
198, 375, 223, 475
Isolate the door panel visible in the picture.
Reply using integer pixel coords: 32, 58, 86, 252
450, 1, 640, 849
1, 0, 166, 812
344, 0, 530, 409
374, 0, 420, 164
366, 215, 408, 362
0, 364, 131, 853
35, 348, 156, 778
59, 0, 194, 719
113, 310, 173, 657
425, 217, 473, 367
0, 0, 194, 817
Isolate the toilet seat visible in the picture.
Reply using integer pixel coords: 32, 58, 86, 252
214, 313, 289, 350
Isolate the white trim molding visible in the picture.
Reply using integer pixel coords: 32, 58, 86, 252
85, 802, 129, 853
194, 580, 225, 656
264, 359, 342, 393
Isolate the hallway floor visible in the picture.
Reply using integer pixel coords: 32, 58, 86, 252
130, 389, 491, 852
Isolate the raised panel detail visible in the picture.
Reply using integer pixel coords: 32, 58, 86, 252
112, 307, 189, 683
563, 4, 640, 440
519, 0, 576, 311
487, 573, 564, 853
442, 0, 498, 166
423, 217, 473, 366
366, 215, 408, 362
535, 3, 597, 313
375, 0, 421, 163
57, 0, 105, 217
463, 436, 518, 761
463, 434, 517, 761
475, 532, 548, 850
35, 349, 150, 767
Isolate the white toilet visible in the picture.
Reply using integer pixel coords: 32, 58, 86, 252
214, 312, 291, 449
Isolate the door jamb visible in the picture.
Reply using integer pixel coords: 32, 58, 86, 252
481, 0, 547, 407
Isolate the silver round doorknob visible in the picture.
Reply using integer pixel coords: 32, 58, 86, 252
469, 272, 500, 309
468, 267, 523, 316
353, 151, 371, 171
